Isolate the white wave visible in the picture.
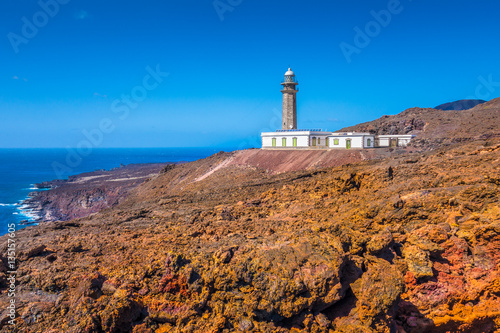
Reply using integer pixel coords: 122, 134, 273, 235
24, 184, 51, 191
19, 211, 37, 219
16, 205, 40, 221
0, 203, 16, 207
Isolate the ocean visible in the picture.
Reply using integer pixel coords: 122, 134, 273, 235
0, 148, 222, 236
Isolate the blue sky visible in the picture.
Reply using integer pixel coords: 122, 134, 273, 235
1, 0, 500, 148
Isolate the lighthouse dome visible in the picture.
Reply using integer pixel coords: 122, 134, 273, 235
285, 68, 295, 76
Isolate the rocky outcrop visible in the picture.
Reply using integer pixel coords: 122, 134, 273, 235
21, 163, 171, 222
340, 97, 500, 150
1, 140, 500, 332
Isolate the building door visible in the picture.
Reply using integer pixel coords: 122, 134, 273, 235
346, 139, 351, 149
367, 138, 371, 147
272, 138, 276, 147
292, 137, 297, 147
282, 137, 287, 147
326, 138, 329, 147
390, 138, 398, 147
312, 137, 316, 146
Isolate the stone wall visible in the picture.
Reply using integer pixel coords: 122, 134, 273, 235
282, 90, 297, 129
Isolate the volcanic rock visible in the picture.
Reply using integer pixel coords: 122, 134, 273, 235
2, 130, 500, 331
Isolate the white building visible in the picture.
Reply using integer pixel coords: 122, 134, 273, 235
261, 130, 332, 149
328, 132, 376, 149
261, 68, 416, 150
376, 134, 415, 147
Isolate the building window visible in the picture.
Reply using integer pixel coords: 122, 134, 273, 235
272, 138, 276, 147
312, 137, 316, 146
346, 139, 351, 149
367, 138, 371, 147
282, 137, 287, 147
334, 139, 339, 145
292, 137, 297, 147
318, 138, 321, 145
326, 138, 329, 147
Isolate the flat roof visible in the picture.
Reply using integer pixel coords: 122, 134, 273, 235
261, 132, 416, 138
261, 131, 332, 136
275, 129, 324, 132
376, 134, 416, 138
330, 132, 372, 136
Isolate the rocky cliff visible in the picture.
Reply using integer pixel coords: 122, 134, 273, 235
22, 163, 170, 222
1, 137, 500, 332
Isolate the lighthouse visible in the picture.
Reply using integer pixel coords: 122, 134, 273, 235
261, 67, 413, 149
281, 68, 298, 130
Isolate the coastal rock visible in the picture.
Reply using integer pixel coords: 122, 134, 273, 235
350, 258, 404, 329
100, 289, 143, 333
403, 244, 433, 279
366, 229, 393, 255
22, 244, 47, 259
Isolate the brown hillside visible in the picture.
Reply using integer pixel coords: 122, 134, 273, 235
339, 97, 500, 149
469, 96, 500, 111
227, 148, 394, 174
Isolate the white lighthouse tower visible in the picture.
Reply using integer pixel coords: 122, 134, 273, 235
281, 68, 298, 130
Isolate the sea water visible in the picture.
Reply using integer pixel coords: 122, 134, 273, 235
0, 148, 222, 236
